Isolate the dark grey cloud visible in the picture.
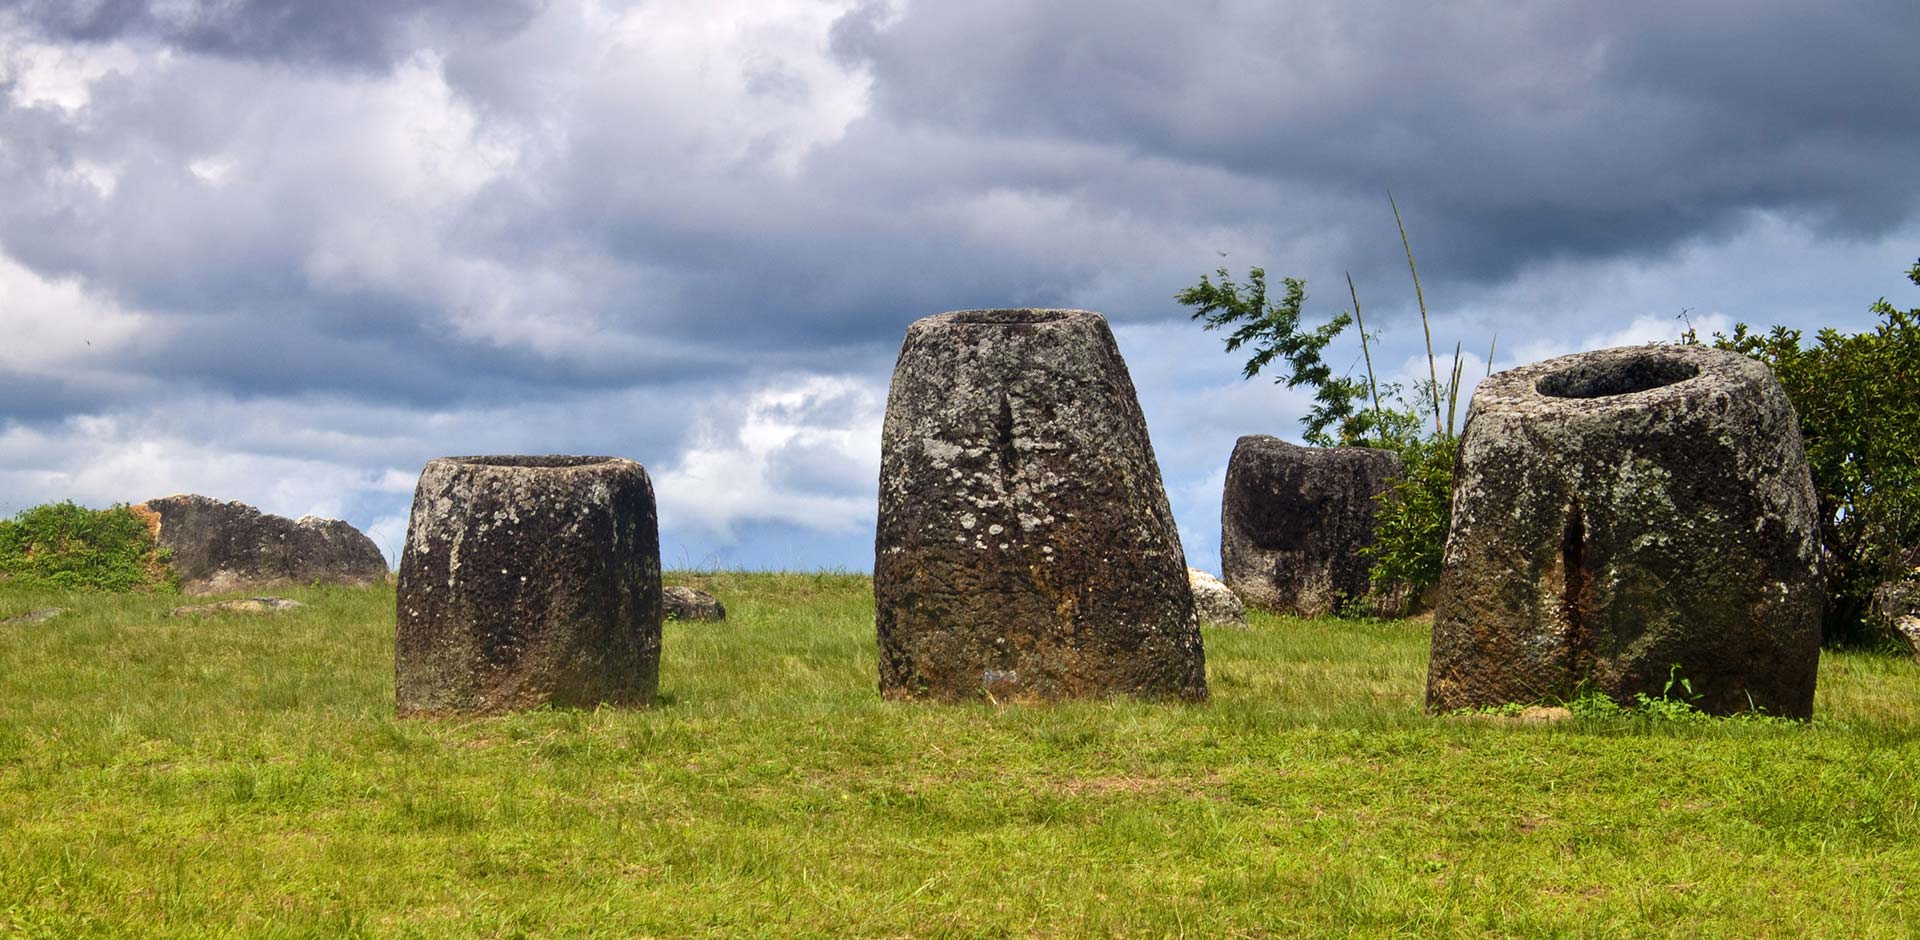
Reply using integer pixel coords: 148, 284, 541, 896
3, 0, 538, 69
836, 0, 1920, 283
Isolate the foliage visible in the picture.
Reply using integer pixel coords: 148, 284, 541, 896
1, 574, 1917, 936
1683, 258, 1920, 643
1178, 267, 1368, 446
0, 501, 176, 592
1363, 433, 1459, 595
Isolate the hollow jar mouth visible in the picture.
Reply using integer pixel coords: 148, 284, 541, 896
1535, 355, 1700, 399
947, 309, 1073, 325
455, 455, 619, 469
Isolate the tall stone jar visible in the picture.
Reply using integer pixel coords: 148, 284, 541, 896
396, 456, 663, 716
874, 308, 1206, 702
1426, 345, 1823, 718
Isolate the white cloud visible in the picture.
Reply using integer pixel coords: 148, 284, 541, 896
653, 373, 885, 540
0, 24, 142, 113
0, 252, 157, 372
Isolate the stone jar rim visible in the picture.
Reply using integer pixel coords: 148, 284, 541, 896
438, 455, 635, 472
922, 308, 1101, 327
1471, 344, 1760, 417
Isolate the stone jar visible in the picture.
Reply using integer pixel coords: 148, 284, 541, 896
1220, 436, 1403, 617
874, 308, 1206, 702
1427, 345, 1823, 718
396, 455, 663, 716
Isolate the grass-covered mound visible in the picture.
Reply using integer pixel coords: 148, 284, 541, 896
1, 572, 1918, 937
0, 501, 176, 592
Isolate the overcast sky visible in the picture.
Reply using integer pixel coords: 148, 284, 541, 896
2, 0, 1916, 572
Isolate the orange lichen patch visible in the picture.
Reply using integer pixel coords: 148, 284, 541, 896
126, 501, 164, 539
124, 502, 177, 590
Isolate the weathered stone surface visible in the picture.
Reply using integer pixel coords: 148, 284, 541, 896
663, 586, 726, 621
1187, 568, 1247, 628
396, 456, 662, 716
1428, 344, 1823, 718
1, 608, 65, 625
875, 309, 1206, 702
1221, 436, 1403, 617
133, 495, 388, 594
168, 597, 304, 617
1869, 580, 1920, 663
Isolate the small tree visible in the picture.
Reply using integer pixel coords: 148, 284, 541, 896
1684, 258, 1920, 643
1176, 267, 1367, 446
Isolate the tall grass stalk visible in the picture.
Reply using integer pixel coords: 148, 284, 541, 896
1390, 190, 1444, 437
1346, 271, 1384, 430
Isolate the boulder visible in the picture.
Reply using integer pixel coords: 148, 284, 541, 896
1187, 568, 1247, 627
663, 586, 726, 621
1221, 436, 1403, 617
1427, 345, 1823, 718
395, 456, 663, 716
132, 495, 388, 594
874, 308, 1206, 702
1869, 580, 1920, 663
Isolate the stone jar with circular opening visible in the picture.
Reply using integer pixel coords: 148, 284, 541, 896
1221, 435, 1404, 617
1426, 345, 1822, 717
396, 455, 663, 716
875, 308, 1206, 702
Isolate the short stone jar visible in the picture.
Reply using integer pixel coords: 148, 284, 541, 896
396, 455, 663, 716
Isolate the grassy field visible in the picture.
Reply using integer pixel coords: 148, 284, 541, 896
2, 573, 1918, 938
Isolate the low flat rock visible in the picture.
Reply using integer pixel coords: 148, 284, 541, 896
1, 607, 66, 625
168, 597, 305, 617
1187, 568, 1247, 628
134, 495, 389, 594
663, 586, 726, 621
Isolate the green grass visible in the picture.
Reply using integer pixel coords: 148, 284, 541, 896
2, 573, 1918, 938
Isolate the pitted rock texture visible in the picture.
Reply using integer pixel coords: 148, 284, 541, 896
134, 494, 389, 594
1188, 568, 1247, 628
396, 456, 663, 716
1869, 580, 1920, 664
874, 309, 1206, 702
1427, 344, 1823, 718
663, 586, 726, 621
1220, 437, 1403, 617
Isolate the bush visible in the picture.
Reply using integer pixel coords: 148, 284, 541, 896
1362, 433, 1457, 600
1685, 258, 1920, 644
0, 502, 178, 592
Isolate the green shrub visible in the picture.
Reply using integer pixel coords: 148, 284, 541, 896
0, 501, 177, 592
1684, 258, 1920, 644
1362, 433, 1457, 599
